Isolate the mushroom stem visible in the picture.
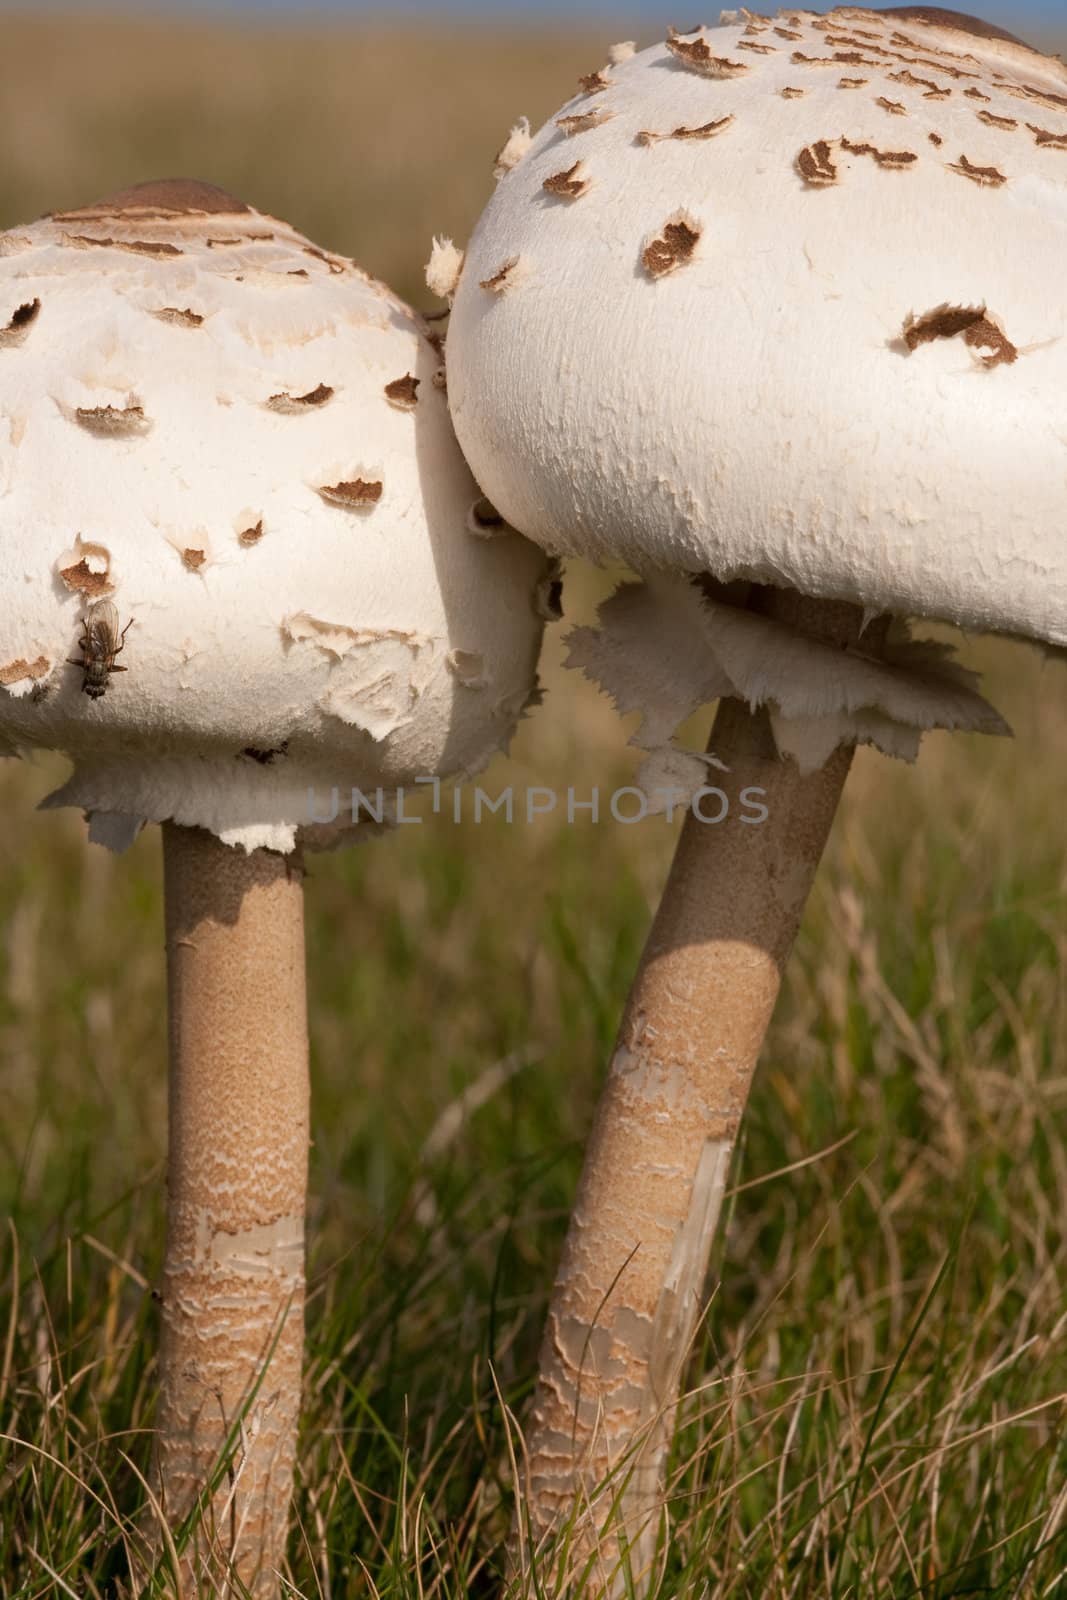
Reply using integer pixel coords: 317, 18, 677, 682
148, 824, 308, 1598
516, 592, 882, 1597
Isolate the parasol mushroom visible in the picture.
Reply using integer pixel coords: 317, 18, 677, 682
442, 7, 1067, 1593
0, 179, 547, 1596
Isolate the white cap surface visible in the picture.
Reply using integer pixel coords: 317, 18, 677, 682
447, 6, 1067, 651
0, 181, 548, 852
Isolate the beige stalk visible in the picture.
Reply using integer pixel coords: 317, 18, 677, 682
515, 594, 883, 1597
147, 824, 309, 1598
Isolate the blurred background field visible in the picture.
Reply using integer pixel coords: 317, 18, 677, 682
1, 6, 1066, 1598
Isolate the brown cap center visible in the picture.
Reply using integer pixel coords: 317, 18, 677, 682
874, 7, 1033, 48
51, 178, 251, 224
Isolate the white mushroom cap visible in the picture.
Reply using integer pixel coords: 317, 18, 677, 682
447, 7, 1067, 653
0, 180, 548, 852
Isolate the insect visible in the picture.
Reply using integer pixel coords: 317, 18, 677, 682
69, 601, 132, 699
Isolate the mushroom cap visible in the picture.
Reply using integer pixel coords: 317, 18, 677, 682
0, 180, 548, 852
446, 7, 1067, 650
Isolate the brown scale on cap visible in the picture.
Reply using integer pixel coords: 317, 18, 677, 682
782, 86, 808, 97
480, 257, 523, 293
64, 235, 182, 258
666, 34, 749, 78
181, 548, 207, 572
51, 178, 252, 222
0, 656, 50, 686
384, 374, 420, 409
776, 27, 803, 41
266, 384, 335, 414
889, 68, 952, 97
797, 141, 839, 184
902, 303, 1018, 366
794, 50, 883, 68
58, 540, 113, 599
638, 116, 735, 146
1028, 123, 1067, 149
976, 109, 1019, 129
737, 40, 777, 55
929, 130, 944, 143
896, 54, 980, 81
59, 561, 111, 598
642, 215, 701, 278
151, 307, 204, 328
556, 109, 614, 136
577, 69, 610, 94
543, 161, 590, 200
996, 80, 1067, 115
672, 115, 735, 138
799, 133, 921, 184
303, 243, 347, 275
823, 31, 897, 52
206, 232, 275, 250
965, 86, 992, 100
73, 404, 150, 438
804, 33, 984, 80
950, 153, 1007, 184
238, 521, 264, 547
0, 298, 40, 348
876, 95, 908, 113
317, 478, 383, 509
839, 76, 870, 87
840, 136, 918, 167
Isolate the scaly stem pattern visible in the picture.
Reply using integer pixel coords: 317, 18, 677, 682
148, 824, 308, 1598
515, 593, 881, 1597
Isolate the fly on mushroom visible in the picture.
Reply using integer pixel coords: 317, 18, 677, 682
70, 601, 132, 699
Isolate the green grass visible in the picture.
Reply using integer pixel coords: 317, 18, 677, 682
0, 12, 1065, 1598
2, 621, 1064, 1598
